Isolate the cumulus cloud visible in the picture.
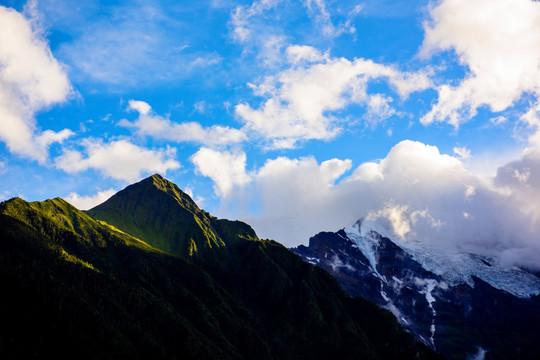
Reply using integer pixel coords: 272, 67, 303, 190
420, 0, 540, 127
120, 100, 246, 147
236, 45, 431, 148
191, 148, 251, 196
207, 140, 540, 270
55, 139, 180, 182
65, 188, 116, 210
0, 4, 72, 163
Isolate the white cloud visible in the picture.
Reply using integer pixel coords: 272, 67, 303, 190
286, 45, 327, 65
55, 139, 180, 182
365, 94, 396, 125
121, 100, 246, 147
0, 5, 72, 163
128, 100, 152, 115
191, 148, 251, 197
420, 0, 540, 127
367, 203, 411, 239
258, 35, 287, 67
228, 155, 353, 244
490, 116, 507, 126
65, 188, 116, 210
236, 45, 431, 149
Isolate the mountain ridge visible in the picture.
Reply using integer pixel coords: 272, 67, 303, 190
0, 175, 442, 359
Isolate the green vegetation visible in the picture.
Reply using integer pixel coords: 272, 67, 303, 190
86, 175, 228, 258
0, 174, 443, 359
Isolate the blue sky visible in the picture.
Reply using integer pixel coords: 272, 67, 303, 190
2, 0, 540, 268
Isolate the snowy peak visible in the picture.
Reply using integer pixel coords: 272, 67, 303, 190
291, 220, 540, 359
363, 219, 540, 299
341, 218, 540, 299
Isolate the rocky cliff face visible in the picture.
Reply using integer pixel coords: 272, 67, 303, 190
292, 220, 540, 360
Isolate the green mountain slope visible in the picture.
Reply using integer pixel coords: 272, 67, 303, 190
0, 175, 443, 359
87, 175, 258, 258
0, 197, 264, 359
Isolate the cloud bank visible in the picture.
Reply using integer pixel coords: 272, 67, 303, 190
196, 140, 540, 271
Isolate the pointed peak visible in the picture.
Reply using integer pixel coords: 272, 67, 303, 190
148, 175, 196, 206
90, 173, 200, 217
150, 173, 165, 181
138, 173, 166, 187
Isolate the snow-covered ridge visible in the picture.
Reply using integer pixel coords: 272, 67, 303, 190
343, 219, 540, 299
344, 220, 383, 280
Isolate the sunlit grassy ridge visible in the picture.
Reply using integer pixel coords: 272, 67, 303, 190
86, 174, 251, 258
1, 197, 155, 251
0, 175, 443, 359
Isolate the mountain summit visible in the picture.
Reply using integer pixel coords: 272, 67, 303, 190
87, 174, 256, 258
0, 175, 442, 359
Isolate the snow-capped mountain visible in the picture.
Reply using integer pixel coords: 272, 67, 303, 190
292, 219, 540, 360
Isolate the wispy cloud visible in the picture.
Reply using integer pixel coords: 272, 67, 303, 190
303, 0, 357, 38
54, 1, 221, 89
453, 146, 471, 160
121, 100, 246, 147
228, 0, 363, 69
229, 0, 282, 43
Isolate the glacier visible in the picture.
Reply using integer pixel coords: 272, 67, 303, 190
346, 219, 540, 299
